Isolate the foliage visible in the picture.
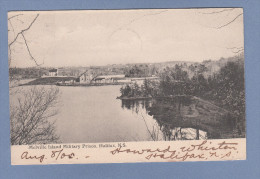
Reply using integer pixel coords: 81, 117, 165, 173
9, 67, 49, 79
206, 60, 245, 127
120, 56, 245, 131
125, 64, 158, 77
120, 79, 159, 98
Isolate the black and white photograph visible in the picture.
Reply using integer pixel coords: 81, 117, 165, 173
8, 8, 245, 147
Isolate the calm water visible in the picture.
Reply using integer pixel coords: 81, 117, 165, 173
56, 85, 209, 143
56, 85, 157, 143
11, 85, 208, 143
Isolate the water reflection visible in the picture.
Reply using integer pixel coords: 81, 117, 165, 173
121, 96, 237, 141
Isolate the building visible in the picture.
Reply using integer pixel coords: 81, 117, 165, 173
77, 71, 95, 84
92, 77, 106, 83
49, 69, 58, 76
57, 68, 67, 76
92, 74, 125, 84
77, 72, 126, 84
97, 75, 125, 79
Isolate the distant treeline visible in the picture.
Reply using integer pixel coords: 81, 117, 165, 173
9, 54, 243, 80
9, 67, 49, 79
123, 55, 242, 78
124, 64, 159, 77
120, 55, 245, 130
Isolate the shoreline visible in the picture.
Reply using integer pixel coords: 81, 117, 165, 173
20, 82, 128, 87
56, 82, 128, 87
19, 76, 158, 86
116, 95, 193, 100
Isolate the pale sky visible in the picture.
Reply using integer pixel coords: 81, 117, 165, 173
8, 8, 244, 68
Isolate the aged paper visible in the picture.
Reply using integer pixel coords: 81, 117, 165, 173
8, 8, 245, 165
11, 139, 246, 165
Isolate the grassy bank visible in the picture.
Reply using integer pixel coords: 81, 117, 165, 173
21, 77, 76, 85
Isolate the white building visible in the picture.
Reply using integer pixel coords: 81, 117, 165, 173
78, 71, 94, 84
49, 69, 58, 76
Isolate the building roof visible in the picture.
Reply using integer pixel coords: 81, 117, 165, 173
94, 77, 105, 81
78, 70, 95, 78
49, 69, 57, 72
98, 74, 125, 79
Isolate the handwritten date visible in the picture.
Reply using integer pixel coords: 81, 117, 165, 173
21, 149, 76, 163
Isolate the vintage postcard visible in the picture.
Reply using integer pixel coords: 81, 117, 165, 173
8, 8, 246, 165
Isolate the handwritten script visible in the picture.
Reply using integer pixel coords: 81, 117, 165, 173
14, 140, 244, 164
110, 141, 238, 161
20, 149, 89, 163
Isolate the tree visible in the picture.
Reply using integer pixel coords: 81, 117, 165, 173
8, 13, 61, 145
120, 84, 132, 97
171, 64, 189, 81
10, 86, 60, 145
215, 60, 245, 117
132, 82, 141, 96
159, 65, 190, 96
143, 79, 151, 97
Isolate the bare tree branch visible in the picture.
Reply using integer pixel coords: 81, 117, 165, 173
227, 47, 244, 50
8, 18, 15, 36
200, 9, 244, 54
226, 46, 244, 54
8, 14, 23, 20
216, 13, 243, 29
8, 14, 39, 47
200, 8, 235, 14
140, 112, 155, 141
231, 49, 244, 54
8, 13, 41, 67
21, 33, 44, 66
10, 86, 60, 145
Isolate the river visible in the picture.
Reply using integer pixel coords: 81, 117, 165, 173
10, 85, 211, 144
55, 85, 157, 143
